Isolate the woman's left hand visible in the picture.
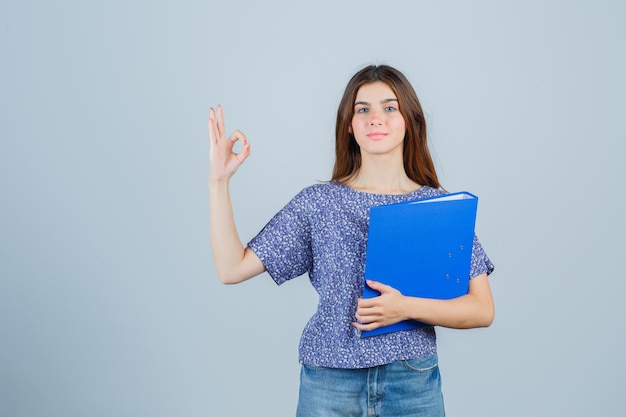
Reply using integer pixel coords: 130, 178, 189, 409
353, 273, 495, 331
353, 280, 409, 331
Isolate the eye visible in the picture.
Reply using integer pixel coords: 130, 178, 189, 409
385, 106, 397, 112
356, 107, 369, 113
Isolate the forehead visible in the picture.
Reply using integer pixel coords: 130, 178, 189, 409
354, 81, 397, 102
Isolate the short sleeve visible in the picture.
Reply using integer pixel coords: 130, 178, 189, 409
469, 234, 495, 278
247, 191, 313, 285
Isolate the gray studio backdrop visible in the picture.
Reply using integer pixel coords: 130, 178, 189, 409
1, 1, 624, 416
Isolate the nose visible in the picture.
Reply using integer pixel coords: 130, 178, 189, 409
369, 110, 383, 126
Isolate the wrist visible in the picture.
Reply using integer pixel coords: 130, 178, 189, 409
401, 296, 421, 322
209, 176, 231, 188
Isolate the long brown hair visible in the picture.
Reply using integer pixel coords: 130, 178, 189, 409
331, 65, 441, 189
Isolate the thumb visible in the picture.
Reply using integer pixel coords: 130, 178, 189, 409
366, 280, 394, 294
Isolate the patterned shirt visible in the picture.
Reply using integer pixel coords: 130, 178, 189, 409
248, 181, 494, 368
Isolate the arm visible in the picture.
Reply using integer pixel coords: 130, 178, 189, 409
209, 105, 266, 284
353, 273, 494, 330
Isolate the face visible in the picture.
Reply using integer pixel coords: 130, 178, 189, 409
350, 81, 406, 158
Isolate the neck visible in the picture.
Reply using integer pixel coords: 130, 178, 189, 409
345, 154, 421, 195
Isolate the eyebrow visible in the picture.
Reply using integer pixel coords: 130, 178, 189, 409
354, 98, 399, 106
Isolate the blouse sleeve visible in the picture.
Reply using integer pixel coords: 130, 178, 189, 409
247, 190, 313, 285
469, 234, 495, 278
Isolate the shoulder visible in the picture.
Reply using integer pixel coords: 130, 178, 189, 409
415, 185, 447, 199
276, 183, 335, 215
282, 181, 356, 217
292, 181, 344, 202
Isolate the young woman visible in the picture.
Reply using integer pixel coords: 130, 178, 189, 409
209, 65, 495, 416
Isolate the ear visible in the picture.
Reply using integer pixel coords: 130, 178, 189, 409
348, 126, 353, 134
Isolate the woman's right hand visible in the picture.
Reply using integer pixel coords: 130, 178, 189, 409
208, 105, 251, 183
208, 105, 265, 284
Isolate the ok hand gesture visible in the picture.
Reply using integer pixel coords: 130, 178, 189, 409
208, 105, 251, 182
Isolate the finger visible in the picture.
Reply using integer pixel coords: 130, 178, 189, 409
366, 280, 384, 290
352, 320, 380, 331
355, 311, 374, 323
225, 130, 251, 164
216, 104, 226, 139
358, 294, 387, 308
208, 108, 218, 145
229, 129, 247, 143
209, 109, 219, 149
236, 141, 251, 163
357, 298, 377, 309
366, 280, 395, 294
355, 306, 382, 322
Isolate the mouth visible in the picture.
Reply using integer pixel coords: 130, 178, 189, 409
366, 132, 388, 140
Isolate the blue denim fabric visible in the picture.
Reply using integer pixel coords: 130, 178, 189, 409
296, 354, 445, 417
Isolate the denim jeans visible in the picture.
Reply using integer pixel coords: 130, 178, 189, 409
296, 353, 445, 417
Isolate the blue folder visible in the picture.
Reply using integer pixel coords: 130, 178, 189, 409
361, 191, 478, 337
